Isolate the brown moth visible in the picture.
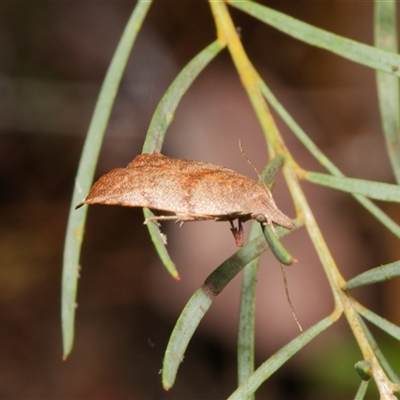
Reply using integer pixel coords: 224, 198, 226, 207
76, 153, 294, 246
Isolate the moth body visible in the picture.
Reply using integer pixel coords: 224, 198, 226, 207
77, 153, 294, 246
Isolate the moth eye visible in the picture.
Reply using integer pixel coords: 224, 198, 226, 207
254, 213, 266, 223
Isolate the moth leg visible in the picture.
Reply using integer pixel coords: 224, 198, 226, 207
145, 213, 213, 225
144, 215, 181, 224
230, 219, 244, 247
175, 213, 203, 225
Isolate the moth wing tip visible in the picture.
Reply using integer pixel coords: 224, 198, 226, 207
75, 202, 85, 210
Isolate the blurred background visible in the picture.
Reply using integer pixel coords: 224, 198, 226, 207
1, 2, 399, 399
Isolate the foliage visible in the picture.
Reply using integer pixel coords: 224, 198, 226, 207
62, 1, 400, 398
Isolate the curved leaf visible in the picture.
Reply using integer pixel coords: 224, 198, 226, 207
142, 40, 223, 153
140, 40, 223, 276
229, 0, 400, 75
162, 288, 213, 390
228, 316, 335, 400
262, 224, 295, 265
62, 0, 152, 359
143, 209, 179, 279
162, 222, 296, 389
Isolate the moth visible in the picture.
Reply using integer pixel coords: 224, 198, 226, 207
76, 152, 294, 246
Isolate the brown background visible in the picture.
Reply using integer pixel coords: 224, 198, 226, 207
0, 2, 399, 399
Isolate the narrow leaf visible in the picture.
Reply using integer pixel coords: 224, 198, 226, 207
260, 81, 400, 239
374, 1, 400, 183
237, 159, 284, 391
140, 40, 223, 275
62, 1, 152, 359
162, 223, 296, 389
162, 288, 213, 390
237, 222, 260, 394
142, 40, 223, 154
228, 316, 335, 400
346, 260, 400, 290
263, 154, 284, 187
229, 0, 400, 76
143, 209, 179, 279
354, 380, 369, 400
304, 171, 400, 202
357, 306, 400, 341
357, 314, 400, 385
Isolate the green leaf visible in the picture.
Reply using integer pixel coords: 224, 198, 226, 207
346, 260, 400, 290
140, 40, 223, 276
358, 307, 400, 342
260, 81, 400, 238
304, 171, 400, 202
143, 209, 179, 279
61, 0, 152, 359
203, 233, 274, 295
162, 288, 213, 390
142, 40, 223, 154
262, 224, 295, 265
237, 222, 262, 395
162, 223, 295, 389
262, 154, 284, 187
374, 1, 400, 183
229, 0, 400, 75
357, 315, 400, 385
237, 157, 286, 393
354, 380, 369, 400
228, 316, 335, 400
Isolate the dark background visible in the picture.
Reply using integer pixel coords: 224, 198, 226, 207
1, 2, 399, 399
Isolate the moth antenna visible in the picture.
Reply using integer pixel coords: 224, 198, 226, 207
280, 262, 303, 332
238, 140, 263, 182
